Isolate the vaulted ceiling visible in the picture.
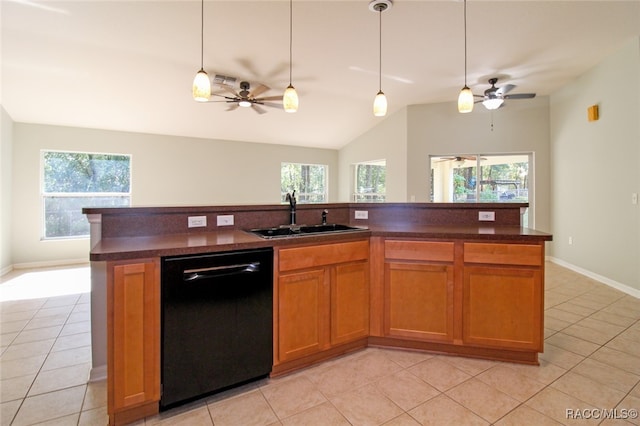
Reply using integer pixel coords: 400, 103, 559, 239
2, 1, 639, 149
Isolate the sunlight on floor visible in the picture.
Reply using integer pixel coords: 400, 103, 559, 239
0, 264, 90, 301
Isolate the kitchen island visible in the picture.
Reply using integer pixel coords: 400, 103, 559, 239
83, 202, 551, 425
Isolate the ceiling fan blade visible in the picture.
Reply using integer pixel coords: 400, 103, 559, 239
251, 104, 267, 114
261, 102, 283, 109
225, 104, 240, 112
496, 84, 515, 96
211, 93, 236, 101
255, 95, 282, 102
504, 93, 536, 99
250, 84, 270, 98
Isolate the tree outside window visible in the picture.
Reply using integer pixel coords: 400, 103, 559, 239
353, 160, 386, 202
42, 151, 131, 239
280, 162, 328, 203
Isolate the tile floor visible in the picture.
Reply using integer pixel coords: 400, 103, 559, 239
1, 262, 639, 425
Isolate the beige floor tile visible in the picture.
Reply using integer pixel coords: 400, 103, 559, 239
0, 399, 22, 426
41, 346, 91, 371
383, 413, 422, 426
561, 323, 616, 345
577, 317, 627, 336
0, 373, 36, 401
12, 385, 86, 426
260, 374, 326, 419
66, 311, 91, 324
376, 347, 435, 368
207, 389, 278, 426
28, 362, 90, 396
617, 395, 640, 426
590, 346, 640, 375
78, 406, 108, 426
280, 401, 350, 426
82, 379, 107, 411
24, 315, 68, 331
569, 296, 610, 311
476, 364, 546, 402
446, 378, 519, 423
0, 338, 55, 361
630, 382, 640, 398
407, 357, 472, 392
545, 333, 600, 357
0, 332, 17, 348
571, 358, 640, 393
0, 310, 36, 323
408, 394, 489, 426
525, 387, 598, 425
494, 405, 563, 426
620, 327, 640, 343
0, 319, 28, 334
42, 295, 81, 309
0, 353, 46, 379
13, 325, 63, 345
33, 306, 73, 320
588, 310, 636, 328
546, 307, 583, 324
545, 316, 572, 332
539, 343, 585, 369
50, 332, 91, 352
554, 302, 596, 318
550, 371, 626, 408
375, 369, 440, 411
602, 303, 640, 320
330, 384, 403, 425
504, 358, 567, 385
34, 413, 80, 425
59, 321, 91, 337
605, 337, 640, 357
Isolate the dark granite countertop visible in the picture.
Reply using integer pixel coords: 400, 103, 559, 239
89, 225, 551, 261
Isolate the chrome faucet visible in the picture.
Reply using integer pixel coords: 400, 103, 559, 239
285, 191, 297, 225
322, 209, 328, 225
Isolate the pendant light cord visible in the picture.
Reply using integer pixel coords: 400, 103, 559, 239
289, 0, 293, 85
200, 0, 204, 70
463, 0, 467, 86
378, 7, 382, 91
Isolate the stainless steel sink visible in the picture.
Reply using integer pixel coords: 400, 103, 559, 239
248, 224, 366, 239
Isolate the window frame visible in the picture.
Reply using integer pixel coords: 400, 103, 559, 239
353, 159, 386, 202
280, 162, 329, 203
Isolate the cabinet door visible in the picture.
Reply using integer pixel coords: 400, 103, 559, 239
278, 269, 328, 362
331, 261, 369, 345
109, 259, 160, 412
384, 262, 454, 342
462, 266, 543, 351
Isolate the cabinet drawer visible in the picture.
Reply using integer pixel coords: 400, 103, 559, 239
385, 240, 454, 263
464, 243, 542, 266
279, 240, 369, 272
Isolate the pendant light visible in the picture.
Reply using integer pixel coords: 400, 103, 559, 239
457, 0, 474, 113
370, 0, 391, 117
192, 0, 211, 102
282, 0, 299, 113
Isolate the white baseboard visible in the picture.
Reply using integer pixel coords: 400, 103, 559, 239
89, 365, 107, 383
548, 256, 640, 299
11, 259, 89, 270
0, 265, 12, 276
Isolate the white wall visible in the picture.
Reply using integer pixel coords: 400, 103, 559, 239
11, 124, 338, 266
338, 108, 408, 202
1, 106, 13, 272
550, 37, 640, 292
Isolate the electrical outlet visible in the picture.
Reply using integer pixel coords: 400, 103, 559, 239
188, 216, 207, 228
216, 215, 234, 226
354, 210, 368, 220
569, 236, 573, 245
632, 193, 638, 205
478, 211, 495, 221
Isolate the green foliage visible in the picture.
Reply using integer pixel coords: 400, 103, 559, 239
281, 163, 327, 202
356, 164, 386, 194
43, 152, 130, 193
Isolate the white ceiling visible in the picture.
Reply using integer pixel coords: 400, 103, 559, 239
2, 1, 639, 149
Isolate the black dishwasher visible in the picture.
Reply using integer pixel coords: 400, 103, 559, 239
160, 248, 273, 409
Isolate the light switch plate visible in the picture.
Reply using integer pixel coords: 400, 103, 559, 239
217, 215, 234, 226
354, 210, 368, 220
478, 211, 495, 221
188, 216, 207, 228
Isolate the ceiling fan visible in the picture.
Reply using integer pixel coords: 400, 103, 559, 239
211, 81, 282, 114
475, 78, 536, 110
436, 156, 484, 162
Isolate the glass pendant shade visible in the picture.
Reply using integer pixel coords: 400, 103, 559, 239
373, 90, 387, 117
458, 86, 474, 113
482, 98, 504, 110
283, 85, 299, 113
192, 69, 211, 102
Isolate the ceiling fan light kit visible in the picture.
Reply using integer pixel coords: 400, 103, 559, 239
457, 0, 473, 113
370, 0, 391, 117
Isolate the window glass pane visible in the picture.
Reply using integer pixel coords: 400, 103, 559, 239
43, 152, 130, 193
42, 151, 131, 239
281, 162, 327, 203
353, 160, 386, 202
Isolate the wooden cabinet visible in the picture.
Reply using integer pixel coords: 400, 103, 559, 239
462, 243, 544, 351
384, 240, 455, 342
275, 240, 369, 367
107, 258, 160, 426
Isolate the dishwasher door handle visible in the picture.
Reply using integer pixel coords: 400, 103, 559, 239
183, 262, 261, 282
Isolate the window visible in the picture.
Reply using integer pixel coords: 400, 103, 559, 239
280, 162, 328, 203
42, 151, 131, 239
353, 160, 386, 202
430, 153, 531, 224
